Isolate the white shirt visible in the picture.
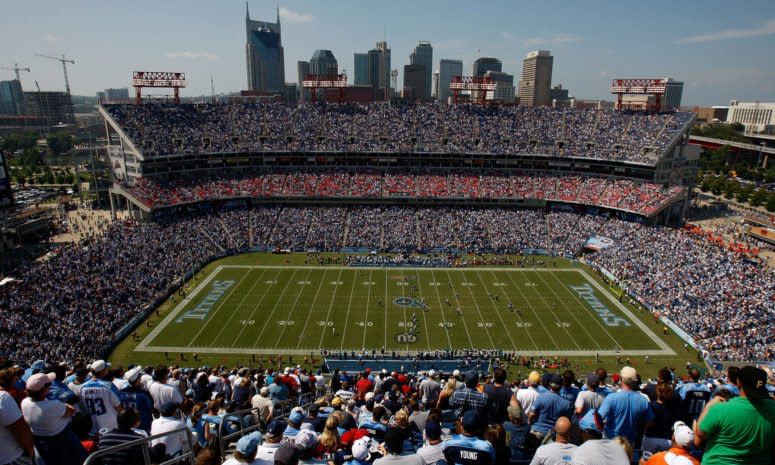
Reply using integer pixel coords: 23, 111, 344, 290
255, 441, 282, 465
150, 416, 188, 456
80, 379, 122, 434
0, 390, 24, 464
530, 441, 577, 465
148, 381, 183, 410
21, 397, 70, 436
416, 442, 445, 465
516, 387, 540, 414
574, 390, 604, 415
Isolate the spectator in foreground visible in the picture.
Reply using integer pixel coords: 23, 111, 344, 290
376, 427, 426, 465
529, 416, 576, 465
222, 431, 261, 465
640, 421, 698, 465
443, 410, 495, 465
695, 365, 775, 465
96, 408, 154, 465
416, 420, 444, 465
21, 373, 85, 465
595, 366, 653, 445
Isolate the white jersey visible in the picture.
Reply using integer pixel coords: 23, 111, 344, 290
80, 379, 122, 434
148, 381, 183, 410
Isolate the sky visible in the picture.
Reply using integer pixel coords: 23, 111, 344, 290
1, 0, 774, 106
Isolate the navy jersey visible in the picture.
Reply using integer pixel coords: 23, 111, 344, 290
443, 434, 496, 465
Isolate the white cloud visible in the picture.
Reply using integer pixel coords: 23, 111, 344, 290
166, 51, 218, 61
675, 19, 775, 44
44, 34, 58, 43
279, 7, 313, 23
523, 34, 581, 47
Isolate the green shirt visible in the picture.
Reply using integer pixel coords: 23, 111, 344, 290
699, 396, 775, 465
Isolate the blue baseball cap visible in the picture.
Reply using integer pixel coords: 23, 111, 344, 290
236, 431, 262, 456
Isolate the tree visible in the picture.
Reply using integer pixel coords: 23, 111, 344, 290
750, 189, 768, 207
19, 148, 43, 168
710, 176, 724, 196
767, 192, 775, 212
15, 173, 25, 186
699, 176, 712, 192
723, 179, 738, 199
46, 132, 75, 155
1, 132, 38, 152
730, 122, 745, 132
737, 184, 754, 204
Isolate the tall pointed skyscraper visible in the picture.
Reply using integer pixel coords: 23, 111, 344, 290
245, 2, 285, 93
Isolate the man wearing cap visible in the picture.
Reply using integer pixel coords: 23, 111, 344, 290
575, 373, 604, 418
150, 401, 188, 459
528, 373, 573, 443
304, 403, 326, 433
417, 420, 445, 465
419, 370, 441, 408
695, 365, 775, 465
251, 386, 274, 426
80, 359, 124, 435
21, 373, 87, 465
284, 408, 305, 439
96, 408, 155, 465
346, 436, 375, 465
443, 410, 495, 465
255, 419, 287, 465
595, 366, 654, 445
450, 371, 488, 421
222, 430, 262, 465
120, 367, 154, 433
640, 421, 698, 465
515, 371, 542, 416
529, 416, 576, 465
274, 444, 301, 465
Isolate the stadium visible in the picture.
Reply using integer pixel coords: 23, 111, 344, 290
3, 77, 775, 465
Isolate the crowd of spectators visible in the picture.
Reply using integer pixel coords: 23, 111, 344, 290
1, 358, 773, 465
103, 102, 693, 165
0, 206, 772, 363
123, 170, 684, 217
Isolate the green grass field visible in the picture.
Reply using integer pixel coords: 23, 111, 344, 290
130, 255, 673, 360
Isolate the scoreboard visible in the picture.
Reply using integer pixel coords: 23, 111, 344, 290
0, 151, 13, 209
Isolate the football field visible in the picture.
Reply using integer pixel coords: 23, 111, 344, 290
136, 261, 674, 357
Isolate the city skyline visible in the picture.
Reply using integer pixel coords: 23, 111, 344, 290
1, 0, 774, 106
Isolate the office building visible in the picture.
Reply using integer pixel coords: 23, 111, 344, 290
473, 57, 502, 77
410, 41, 433, 101
354, 53, 369, 86
438, 59, 462, 105
24, 91, 75, 125
662, 79, 684, 111
97, 88, 129, 103
245, 4, 285, 93
484, 70, 515, 102
0, 80, 25, 116
297, 60, 310, 101
518, 50, 553, 106
403, 64, 427, 101
727, 101, 775, 133
310, 50, 338, 76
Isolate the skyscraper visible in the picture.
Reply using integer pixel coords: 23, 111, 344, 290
410, 41, 433, 101
0, 80, 25, 116
354, 53, 369, 85
438, 59, 462, 105
297, 60, 310, 101
473, 57, 502, 77
403, 65, 426, 101
245, 3, 285, 93
310, 50, 338, 76
518, 50, 553, 106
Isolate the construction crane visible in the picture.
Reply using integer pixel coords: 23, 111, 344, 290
0, 63, 30, 82
35, 53, 75, 94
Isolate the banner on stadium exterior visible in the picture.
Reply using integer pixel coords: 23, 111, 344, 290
584, 235, 614, 251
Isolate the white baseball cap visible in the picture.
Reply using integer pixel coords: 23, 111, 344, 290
673, 421, 694, 448
91, 360, 110, 373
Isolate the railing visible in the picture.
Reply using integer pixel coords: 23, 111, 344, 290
83, 426, 196, 465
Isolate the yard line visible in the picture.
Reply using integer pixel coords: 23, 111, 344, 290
485, 270, 538, 350
295, 269, 331, 349
535, 270, 612, 350
443, 270, 475, 348
460, 270, 497, 348
317, 269, 345, 349
384, 269, 389, 351
340, 271, 360, 350
212, 268, 269, 344
361, 269, 374, 350
400, 271, 408, 352
546, 270, 623, 350
502, 269, 560, 349
252, 269, 300, 346
186, 269, 255, 347
514, 269, 581, 350
272, 268, 315, 348
474, 271, 517, 350
428, 270, 454, 349
414, 271, 432, 352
